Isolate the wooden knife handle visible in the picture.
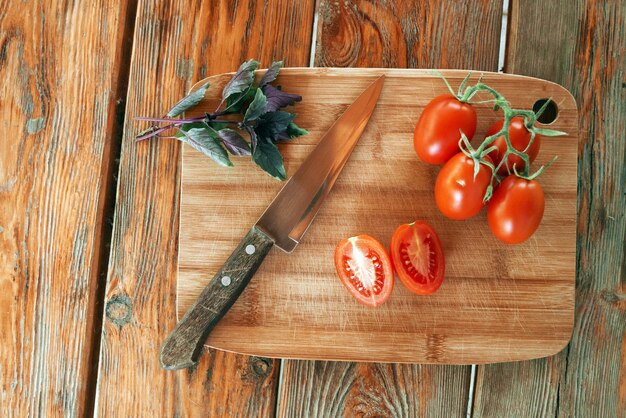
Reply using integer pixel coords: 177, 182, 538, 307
160, 226, 274, 370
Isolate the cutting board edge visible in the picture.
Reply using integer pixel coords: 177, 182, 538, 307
188, 67, 578, 114
196, 331, 574, 365
176, 69, 578, 364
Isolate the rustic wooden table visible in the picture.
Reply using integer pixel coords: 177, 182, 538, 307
1, 1, 624, 417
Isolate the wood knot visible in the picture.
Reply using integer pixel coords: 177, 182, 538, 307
105, 294, 132, 327
318, 0, 361, 67
250, 357, 272, 378
600, 289, 626, 311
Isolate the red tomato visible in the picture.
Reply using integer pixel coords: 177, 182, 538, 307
487, 175, 545, 244
334, 235, 394, 307
486, 116, 541, 175
435, 153, 493, 220
413, 94, 477, 165
390, 222, 445, 295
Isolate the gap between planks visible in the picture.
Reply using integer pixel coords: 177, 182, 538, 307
308, 0, 321, 67
86, 1, 140, 416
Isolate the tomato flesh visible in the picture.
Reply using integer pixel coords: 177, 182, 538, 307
487, 176, 545, 244
486, 117, 541, 175
413, 94, 477, 165
334, 235, 394, 307
390, 222, 445, 295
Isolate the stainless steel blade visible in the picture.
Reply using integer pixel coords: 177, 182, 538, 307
255, 75, 385, 252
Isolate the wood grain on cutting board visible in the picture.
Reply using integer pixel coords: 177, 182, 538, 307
177, 68, 578, 364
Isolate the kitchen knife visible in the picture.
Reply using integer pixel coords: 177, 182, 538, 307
160, 75, 385, 370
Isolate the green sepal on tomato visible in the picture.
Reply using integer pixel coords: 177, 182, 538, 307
413, 94, 477, 165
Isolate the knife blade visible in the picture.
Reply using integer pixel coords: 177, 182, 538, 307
160, 75, 385, 370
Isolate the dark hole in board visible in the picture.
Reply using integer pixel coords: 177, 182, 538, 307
532, 99, 559, 124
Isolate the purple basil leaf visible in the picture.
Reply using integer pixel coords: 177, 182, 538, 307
259, 61, 283, 86
224, 87, 256, 114
222, 59, 259, 101
285, 121, 308, 138
245, 125, 258, 153
254, 111, 295, 141
166, 82, 210, 117
253, 139, 287, 181
176, 126, 232, 167
262, 84, 302, 112
217, 128, 251, 156
275, 121, 309, 142
275, 132, 289, 141
207, 121, 229, 132
243, 89, 267, 122
176, 122, 211, 138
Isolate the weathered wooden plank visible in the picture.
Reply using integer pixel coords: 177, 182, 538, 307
278, 361, 471, 417
473, 1, 626, 417
94, 1, 315, 416
278, 0, 503, 416
0, 1, 133, 416
473, 356, 564, 417
315, 0, 502, 69
181, 351, 280, 417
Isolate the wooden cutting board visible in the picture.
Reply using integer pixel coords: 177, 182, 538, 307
177, 68, 577, 364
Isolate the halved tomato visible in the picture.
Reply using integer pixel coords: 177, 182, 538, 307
390, 222, 445, 295
334, 235, 394, 307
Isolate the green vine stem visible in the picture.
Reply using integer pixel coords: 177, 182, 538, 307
440, 72, 568, 202
513, 155, 559, 181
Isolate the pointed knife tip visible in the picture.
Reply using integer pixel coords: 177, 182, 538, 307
372, 74, 385, 90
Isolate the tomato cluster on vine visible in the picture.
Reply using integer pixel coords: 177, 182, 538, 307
413, 73, 565, 244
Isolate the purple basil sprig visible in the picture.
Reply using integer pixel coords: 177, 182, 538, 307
135, 59, 308, 180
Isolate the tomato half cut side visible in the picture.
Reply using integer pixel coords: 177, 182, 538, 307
390, 222, 445, 295
334, 235, 394, 307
